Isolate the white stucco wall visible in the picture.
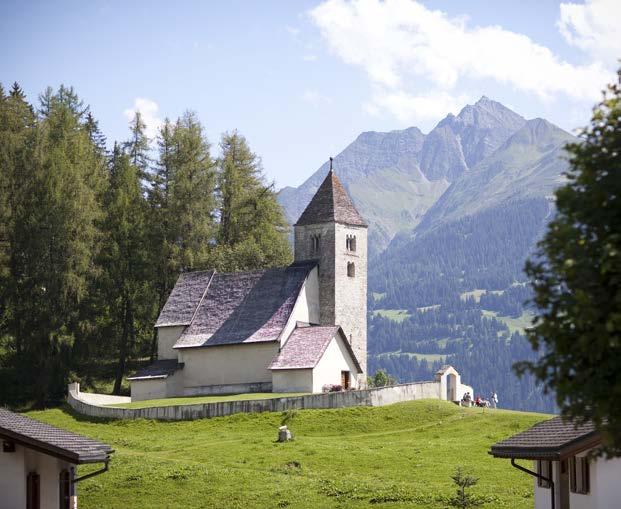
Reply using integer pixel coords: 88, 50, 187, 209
0, 443, 73, 509
157, 325, 185, 360
312, 333, 360, 393
278, 268, 320, 346
533, 453, 621, 509
272, 369, 313, 393
130, 369, 186, 401
179, 342, 279, 393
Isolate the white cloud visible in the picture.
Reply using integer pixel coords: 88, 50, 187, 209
302, 89, 332, 107
285, 25, 300, 37
309, 0, 615, 123
365, 90, 471, 123
303, 54, 318, 61
558, 0, 621, 62
123, 98, 162, 139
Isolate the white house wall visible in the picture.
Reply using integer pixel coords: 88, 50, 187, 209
312, 334, 360, 393
0, 443, 73, 509
532, 453, 621, 509
179, 342, 279, 395
278, 267, 320, 346
130, 370, 184, 402
157, 325, 185, 360
272, 369, 313, 393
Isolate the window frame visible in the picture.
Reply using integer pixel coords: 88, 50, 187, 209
537, 460, 552, 489
570, 456, 590, 495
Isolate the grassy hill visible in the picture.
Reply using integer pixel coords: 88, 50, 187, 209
30, 400, 549, 508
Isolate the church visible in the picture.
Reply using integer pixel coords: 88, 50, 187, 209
129, 166, 368, 401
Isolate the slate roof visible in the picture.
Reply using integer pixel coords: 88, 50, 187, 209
155, 271, 214, 327
174, 262, 316, 348
490, 416, 599, 460
0, 408, 113, 464
269, 325, 362, 372
127, 359, 184, 380
295, 170, 367, 227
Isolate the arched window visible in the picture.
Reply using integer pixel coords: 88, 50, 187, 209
311, 234, 320, 254
346, 235, 356, 252
347, 262, 355, 277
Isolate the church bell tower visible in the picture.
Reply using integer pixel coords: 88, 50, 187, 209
293, 159, 368, 379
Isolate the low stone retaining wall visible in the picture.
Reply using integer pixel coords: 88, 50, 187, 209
67, 380, 441, 421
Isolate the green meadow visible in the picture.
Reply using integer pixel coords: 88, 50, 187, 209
29, 400, 549, 508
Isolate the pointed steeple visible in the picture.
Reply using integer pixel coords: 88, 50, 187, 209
295, 159, 367, 227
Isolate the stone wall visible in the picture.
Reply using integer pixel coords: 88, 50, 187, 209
67, 380, 442, 422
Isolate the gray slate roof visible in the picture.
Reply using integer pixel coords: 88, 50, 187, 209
269, 325, 362, 372
127, 359, 184, 380
295, 170, 367, 227
174, 262, 316, 348
490, 416, 599, 460
0, 408, 112, 464
156, 270, 214, 327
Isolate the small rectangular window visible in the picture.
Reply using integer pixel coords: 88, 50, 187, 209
537, 460, 552, 489
570, 456, 590, 494
27, 472, 40, 509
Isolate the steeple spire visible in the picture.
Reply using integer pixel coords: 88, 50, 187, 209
329, 156, 333, 173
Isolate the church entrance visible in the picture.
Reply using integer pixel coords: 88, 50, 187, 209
341, 371, 350, 389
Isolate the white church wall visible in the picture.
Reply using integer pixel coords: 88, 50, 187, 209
272, 369, 313, 393
131, 378, 168, 401
180, 342, 279, 394
278, 267, 320, 346
157, 325, 185, 360
312, 333, 360, 393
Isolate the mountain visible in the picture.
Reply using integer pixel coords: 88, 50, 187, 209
278, 97, 526, 256
278, 97, 575, 412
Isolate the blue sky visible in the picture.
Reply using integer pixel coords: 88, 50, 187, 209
1, 0, 619, 188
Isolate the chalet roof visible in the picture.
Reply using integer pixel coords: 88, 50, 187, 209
174, 262, 316, 348
127, 359, 184, 381
269, 325, 362, 372
295, 170, 367, 227
490, 416, 599, 460
156, 271, 214, 327
0, 408, 113, 464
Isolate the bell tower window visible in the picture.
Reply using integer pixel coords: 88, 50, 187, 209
347, 262, 356, 277
311, 234, 321, 255
346, 235, 357, 252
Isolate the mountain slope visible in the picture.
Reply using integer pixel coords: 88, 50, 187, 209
278, 97, 526, 256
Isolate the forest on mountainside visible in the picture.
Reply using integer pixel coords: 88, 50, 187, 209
367, 198, 557, 412
0, 83, 291, 407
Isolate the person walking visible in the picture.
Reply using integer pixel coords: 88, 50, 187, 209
491, 391, 498, 409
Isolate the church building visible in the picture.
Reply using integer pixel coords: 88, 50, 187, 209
129, 165, 368, 401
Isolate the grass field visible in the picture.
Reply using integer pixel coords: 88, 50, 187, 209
482, 310, 534, 334
109, 393, 308, 409
373, 309, 412, 323
29, 400, 549, 508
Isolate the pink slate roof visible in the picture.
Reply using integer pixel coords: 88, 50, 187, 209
270, 325, 362, 372
174, 262, 316, 348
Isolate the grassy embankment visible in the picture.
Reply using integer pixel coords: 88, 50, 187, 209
30, 400, 549, 508
109, 393, 308, 409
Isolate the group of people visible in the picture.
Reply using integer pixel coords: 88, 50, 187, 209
461, 391, 498, 409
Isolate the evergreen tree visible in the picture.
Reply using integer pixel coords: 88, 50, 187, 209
101, 144, 151, 394
123, 111, 150, 183
84, 111, 107, 157
213, 130, 291, 271
518, 73, 621, 455
4, 86, 105, 404
147, 113, 216, 358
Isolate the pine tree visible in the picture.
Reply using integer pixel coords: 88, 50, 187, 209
84, 111, 107, 157
213, 130, 291, 271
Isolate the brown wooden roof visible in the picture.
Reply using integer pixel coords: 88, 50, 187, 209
295, 170, 367, 227
490, 416, 599, 460
0, 408, 112, 464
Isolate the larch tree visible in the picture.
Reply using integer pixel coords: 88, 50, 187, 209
101, 144, 151, 394
213, 130, 291, 271
5, 86, 106, 404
